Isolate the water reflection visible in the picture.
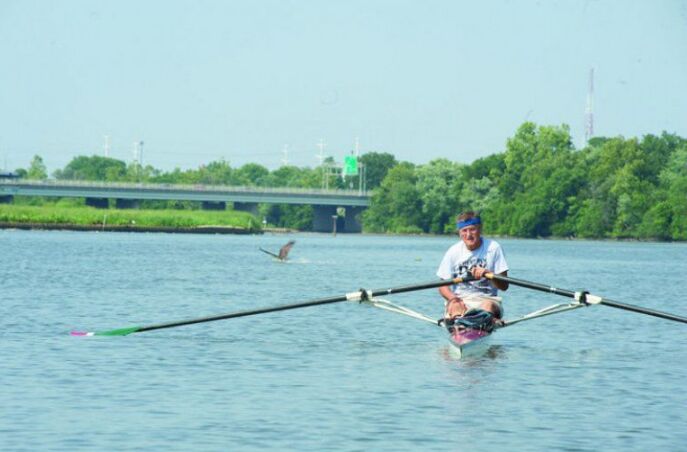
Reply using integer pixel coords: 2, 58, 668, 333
438, 344, 506, 364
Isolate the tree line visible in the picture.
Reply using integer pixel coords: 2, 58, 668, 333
13, 122, 687, 240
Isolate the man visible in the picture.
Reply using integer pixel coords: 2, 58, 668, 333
436, 211, 509, 320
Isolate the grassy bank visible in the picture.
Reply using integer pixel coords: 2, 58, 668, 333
0, 204, 262, 233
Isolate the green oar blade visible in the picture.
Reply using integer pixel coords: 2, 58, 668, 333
96, 326, 142, 336
70, 326, 142, 337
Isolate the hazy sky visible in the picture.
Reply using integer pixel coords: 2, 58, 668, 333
1, 0, 686, 172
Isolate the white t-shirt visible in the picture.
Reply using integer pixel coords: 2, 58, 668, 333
436, 238, 509, 296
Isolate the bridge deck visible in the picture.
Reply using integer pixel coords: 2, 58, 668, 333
0, 180, 370, 206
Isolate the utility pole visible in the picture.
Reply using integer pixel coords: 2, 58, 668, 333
354, 137, 364, 194
316, 139, 326, 189
281, 144, 289, 166
132, 142, 138, 164
138, 140, 144, 167
104, 135, 110, 158
132, 140, 144, 180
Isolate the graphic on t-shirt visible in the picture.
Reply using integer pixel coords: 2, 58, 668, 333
452, 257, 492, 294
455, 256, 487, 278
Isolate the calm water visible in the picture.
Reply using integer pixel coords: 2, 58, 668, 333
2, 230, 686, 451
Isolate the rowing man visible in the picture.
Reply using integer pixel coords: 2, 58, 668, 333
437, 211, 509, 320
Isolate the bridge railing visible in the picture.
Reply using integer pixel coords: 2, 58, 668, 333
0, 179, 369, 197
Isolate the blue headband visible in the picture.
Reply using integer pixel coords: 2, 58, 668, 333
457, 217, 481, 230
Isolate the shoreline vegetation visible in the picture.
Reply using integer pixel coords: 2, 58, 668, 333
0, 204, 262, 235
0, 203, 683, 242
6, 122, 687, 240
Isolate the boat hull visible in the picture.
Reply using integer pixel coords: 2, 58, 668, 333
448, 328, 492, 358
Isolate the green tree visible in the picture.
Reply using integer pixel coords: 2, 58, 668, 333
415, 159, 463, 233
27, 155, 48, 180
458, 177, 499, 219
363, 162, 421, 233
575, 199, 610, 238
123, 162, 159, 182
359, 152, 398, 190
54, 155, 127, 181
658, 145, 687, 239
581, 137, 660, 238
495, 123, 581, 237
235, 163, 269, 186
462, 153, 505, 181
264, 165, 303, 187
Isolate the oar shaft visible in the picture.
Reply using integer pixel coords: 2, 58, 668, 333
488, 273, 577, 298
368, 278, 469, 298
597, 298, 687, 324
81, 276, 470, 336
138, 295, 346, 333
140, 277, 466, 333
486, 273, 687, 325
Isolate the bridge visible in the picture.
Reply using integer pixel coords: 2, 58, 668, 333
0, 179, 371, 232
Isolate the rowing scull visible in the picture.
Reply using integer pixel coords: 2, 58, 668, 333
71, 274, 686, 359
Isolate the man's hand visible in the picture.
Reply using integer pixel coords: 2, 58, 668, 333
445, 297, 467, 319
471, 266, 489, 279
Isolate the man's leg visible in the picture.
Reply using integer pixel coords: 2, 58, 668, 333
478, 299, 502, 319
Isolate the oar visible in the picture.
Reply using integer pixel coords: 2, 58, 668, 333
70, 276, 471, 337
484, 273, 687, 325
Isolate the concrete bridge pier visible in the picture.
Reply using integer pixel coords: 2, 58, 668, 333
115, 199, 140, 209
201, 201, 226, 210
342, 206, 364, 233
233, 202, 259, 216
313, 205, 338, 232
85, 198, 109, 209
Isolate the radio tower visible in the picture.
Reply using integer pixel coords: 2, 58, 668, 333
585, 68, 594, 144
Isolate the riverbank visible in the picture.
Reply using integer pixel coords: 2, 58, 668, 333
0, 222, 257, 234
0, 204, 262, 234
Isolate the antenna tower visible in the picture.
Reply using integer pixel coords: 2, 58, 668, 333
585, 68, 594, 144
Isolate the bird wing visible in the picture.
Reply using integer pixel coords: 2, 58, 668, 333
259, 247, 281, 259
278, 240, 296, 260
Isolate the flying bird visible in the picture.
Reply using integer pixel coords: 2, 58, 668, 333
259, 240, 296, 262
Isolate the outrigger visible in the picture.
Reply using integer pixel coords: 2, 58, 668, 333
71, 274, 687, 358
362, 272, 687, 357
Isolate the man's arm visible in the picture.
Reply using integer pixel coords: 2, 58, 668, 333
439, 285, 455, 301
438, 285, 467, 318
492, 270, 509, 291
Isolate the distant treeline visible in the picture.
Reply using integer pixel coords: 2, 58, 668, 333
13, 122, 687, 240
